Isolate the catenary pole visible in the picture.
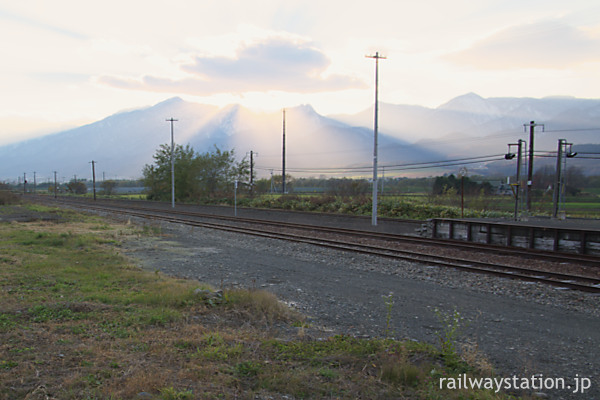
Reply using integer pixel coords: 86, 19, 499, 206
524, 121, 543, 215
552, 139, 565, 219
515, 140, 523, 220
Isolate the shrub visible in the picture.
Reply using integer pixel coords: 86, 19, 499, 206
0, 190, 19, 205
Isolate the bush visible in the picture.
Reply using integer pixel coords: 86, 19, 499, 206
0, 190, 19, 205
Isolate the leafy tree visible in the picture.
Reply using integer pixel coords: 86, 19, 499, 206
66, 181, 87, 195
143, 144, 249, 201
143, 144, 196, 201
194, 146, 249, 197
431, 175, 492, 196
100, 180, 118, 195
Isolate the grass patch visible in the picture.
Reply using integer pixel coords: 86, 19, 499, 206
0, 204, 524, 399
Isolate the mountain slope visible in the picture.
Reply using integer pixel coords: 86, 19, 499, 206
0, 98, 441, 181
1, 94, 598, 181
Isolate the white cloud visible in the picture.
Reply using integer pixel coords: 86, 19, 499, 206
444, 19, 600, 69
98, 36, 366, 95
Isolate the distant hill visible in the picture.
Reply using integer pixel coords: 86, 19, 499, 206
0, 98, 440, 181
0, 94, 599, 181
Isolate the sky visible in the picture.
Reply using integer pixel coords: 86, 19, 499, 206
1, 0, 600, 145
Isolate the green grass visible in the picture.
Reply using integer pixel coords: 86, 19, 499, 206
0, 205, 527, 399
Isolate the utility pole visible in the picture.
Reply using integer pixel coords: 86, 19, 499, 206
90, 161, 97, 200
282, 109, 286, 194
552, 139, 565, 219
366, 52, 386, 226
552, 140, 577, 219
524, 121, 544, 214
506, 140, 524, 220
53, 171, 58, 199
248, 150, 257, 195
166, 118, 178, 208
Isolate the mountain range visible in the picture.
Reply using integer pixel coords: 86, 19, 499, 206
1, 93, 599, 182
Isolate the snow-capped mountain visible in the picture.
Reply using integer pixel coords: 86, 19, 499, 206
0, 97, 440, 181
0, 94, 598, 181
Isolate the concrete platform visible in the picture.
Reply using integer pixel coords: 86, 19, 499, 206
430, 217, 600, 255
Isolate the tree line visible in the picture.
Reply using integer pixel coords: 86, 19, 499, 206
141, 144, 592, 201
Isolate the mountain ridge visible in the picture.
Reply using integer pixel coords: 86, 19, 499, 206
1, 94, 599, 181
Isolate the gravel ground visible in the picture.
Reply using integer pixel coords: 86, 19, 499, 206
115, 216, 600, 400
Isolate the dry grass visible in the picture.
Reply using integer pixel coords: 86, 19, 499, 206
0, 204, 524, 400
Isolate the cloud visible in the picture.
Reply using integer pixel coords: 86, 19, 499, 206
444, 20, 600, 69
0, 7, 88, 40
98, 37, 365, 95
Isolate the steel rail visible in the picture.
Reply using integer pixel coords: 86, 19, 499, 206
48, 198, 600, 293
49, 196, 600, 266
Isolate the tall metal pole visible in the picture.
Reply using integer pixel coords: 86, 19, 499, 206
90, 161, 97, 201
248, 150, 257, 196
366, 52, 386, 226
166, 118, 178, 208
282, 110, 286, 194
282, 109, 286, 194
552, 139, 565, 219
515, 140, 523, 220
524, 121, 543, 215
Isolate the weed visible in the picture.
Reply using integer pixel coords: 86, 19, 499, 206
159, 386, 194, 400
28, 304, 80, 322
318, 367, 339, 380
234, 361, 262, 377
0, 206, 518, 400
224, 288, 301, 323
383, 291, 395, 338
0, 313, 16, 332
433, 307, 467, 367
0, 360, 18, 370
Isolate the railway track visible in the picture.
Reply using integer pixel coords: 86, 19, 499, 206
40, 196, 600, 293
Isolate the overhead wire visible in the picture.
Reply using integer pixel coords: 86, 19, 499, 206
256, 153, 506, 175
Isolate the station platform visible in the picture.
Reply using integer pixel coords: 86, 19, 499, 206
429, 217, 600, 256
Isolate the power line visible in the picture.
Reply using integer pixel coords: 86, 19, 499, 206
256, 153, 506, 174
